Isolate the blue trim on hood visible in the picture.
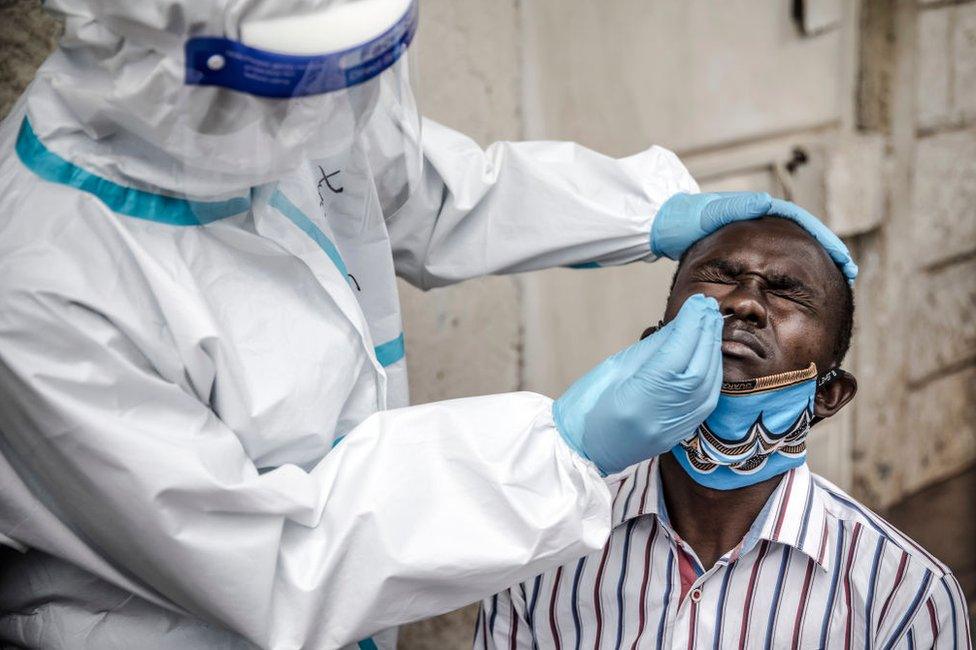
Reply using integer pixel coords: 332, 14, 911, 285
15, 117, 249, 225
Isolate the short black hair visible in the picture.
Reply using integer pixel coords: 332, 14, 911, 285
832, 276, 855, 365
670, 233, 855, 366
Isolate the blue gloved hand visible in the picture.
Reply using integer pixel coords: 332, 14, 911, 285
651, 192, 858, 283
553, 294, 723, 476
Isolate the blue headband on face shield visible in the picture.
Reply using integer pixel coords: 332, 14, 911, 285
672, 363, 827, 490
184, 0, 418, 98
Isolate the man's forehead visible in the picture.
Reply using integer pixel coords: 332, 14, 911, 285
683, 218, 834, 283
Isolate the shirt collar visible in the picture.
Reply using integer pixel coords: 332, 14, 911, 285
607, 457, 662, 527
608, 459, 832, 573
753, 463, 832, 572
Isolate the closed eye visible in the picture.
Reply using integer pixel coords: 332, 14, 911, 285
765, 277, 817, 309
769, 287, 812, 303
692, 268, 735, 284
689, 260, 741, 284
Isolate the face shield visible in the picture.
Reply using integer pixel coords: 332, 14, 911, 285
173, 0, 421, 206
40, 0, 421, 207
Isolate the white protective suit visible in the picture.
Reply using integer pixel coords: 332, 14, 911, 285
0, 1, 699, 648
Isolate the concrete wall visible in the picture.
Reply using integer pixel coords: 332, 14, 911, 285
846, 0, 976, 506
2, 0, 973, 647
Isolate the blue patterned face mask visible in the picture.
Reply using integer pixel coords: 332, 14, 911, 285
672, 363, 833, 490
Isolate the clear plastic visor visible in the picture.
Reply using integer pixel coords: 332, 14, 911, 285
164, 0, 421, 211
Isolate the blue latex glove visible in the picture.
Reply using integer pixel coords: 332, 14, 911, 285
553, 294, 723, 475
651, 192, 858, 283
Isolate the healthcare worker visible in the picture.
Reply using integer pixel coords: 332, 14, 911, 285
0, 0, 857, 648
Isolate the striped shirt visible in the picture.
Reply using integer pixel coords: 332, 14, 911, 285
474, 458, 970, 649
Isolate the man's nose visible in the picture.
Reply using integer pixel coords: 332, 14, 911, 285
719, 279, 768, 327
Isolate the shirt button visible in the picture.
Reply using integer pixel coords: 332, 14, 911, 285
690, 588, 703, 602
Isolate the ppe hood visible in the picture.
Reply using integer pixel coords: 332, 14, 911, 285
26, 0, 421, 201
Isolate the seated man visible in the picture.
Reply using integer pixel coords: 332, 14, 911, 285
474, 215, 971, 649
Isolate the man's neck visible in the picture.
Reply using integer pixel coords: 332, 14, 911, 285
658, 453, 783, 570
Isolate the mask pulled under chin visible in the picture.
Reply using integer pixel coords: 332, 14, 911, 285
672, 363, 820, 490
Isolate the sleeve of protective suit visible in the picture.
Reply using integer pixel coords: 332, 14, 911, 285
387, 118, 699, 290
0, 287, 612, 649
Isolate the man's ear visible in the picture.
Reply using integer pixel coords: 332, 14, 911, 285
814, 369, 857, 419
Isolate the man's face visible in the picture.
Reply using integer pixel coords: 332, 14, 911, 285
663, 217, 844, 382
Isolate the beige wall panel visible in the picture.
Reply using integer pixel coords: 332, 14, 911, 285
412, 0, 522, 145
916, 2, 976, 132
849, 232, 911, 508
522, 0, 844, 156
903, 367, 976, 495
399, 276, 522, 403
907, 258, 976, 384
915, 5, 952, 131
952, 3, 976, 125
911, 128, 976, 268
